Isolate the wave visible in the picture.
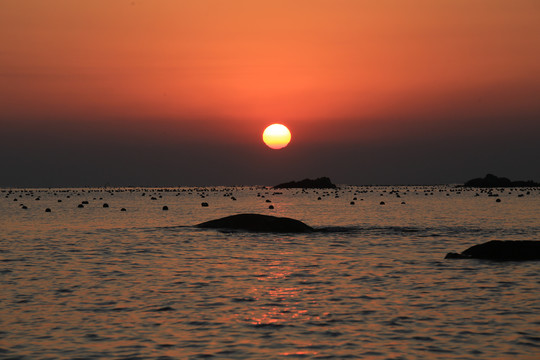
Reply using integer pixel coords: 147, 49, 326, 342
85, 223, 538, 241
314, 225, 539, 239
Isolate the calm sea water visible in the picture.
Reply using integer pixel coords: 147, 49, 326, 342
1, 186, 539, 359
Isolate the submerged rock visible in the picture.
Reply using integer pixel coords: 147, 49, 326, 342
196, 213, 314, 233
445, 240, 540, 261
273, 177, 337, 189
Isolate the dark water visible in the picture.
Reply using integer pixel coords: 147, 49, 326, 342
1, 186, 539, 359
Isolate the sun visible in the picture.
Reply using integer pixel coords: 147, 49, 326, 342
262, 124, 291, 150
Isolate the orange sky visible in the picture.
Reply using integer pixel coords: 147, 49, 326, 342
1, 0, 539, 185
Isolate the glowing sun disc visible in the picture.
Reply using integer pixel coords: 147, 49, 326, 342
263, 124, 291, 149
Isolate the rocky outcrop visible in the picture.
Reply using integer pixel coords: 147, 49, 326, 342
196, 213, 314, 233
445, 240, 540, 261
273, 177, 337, 189
463, 174, 539, 188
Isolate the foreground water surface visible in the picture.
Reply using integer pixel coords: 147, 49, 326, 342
1, 186, 539, 359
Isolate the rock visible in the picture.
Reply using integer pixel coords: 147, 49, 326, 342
201, 202, 209, 207
444, 252, 467, 259
274, 177, 337, 189
162, 206, 168, 211
103, 203, 109, 208
196, 213, 314, 233
462, 174, 539, 188
445, 240, 540, 261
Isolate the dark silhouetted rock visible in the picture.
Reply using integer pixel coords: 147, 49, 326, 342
103, 203, 109, 208
268, 205, 274, 209
201, 202, 209, 207
162, 206, 168, 211
196, 213, 314, 233
463, 174, 539, 188
121, 208, 127, 211
45, 208, 51, 212
274, 177, 337, 189
445, 240, 540, 261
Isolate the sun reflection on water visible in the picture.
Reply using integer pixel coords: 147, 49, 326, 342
232, 256, 317, 328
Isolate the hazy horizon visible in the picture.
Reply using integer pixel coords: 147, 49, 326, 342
1, 173, 538, 189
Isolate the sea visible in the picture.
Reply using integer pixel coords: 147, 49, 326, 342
1, 185, 539, 359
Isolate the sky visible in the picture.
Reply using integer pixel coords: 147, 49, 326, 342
1, 0, 539, 187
